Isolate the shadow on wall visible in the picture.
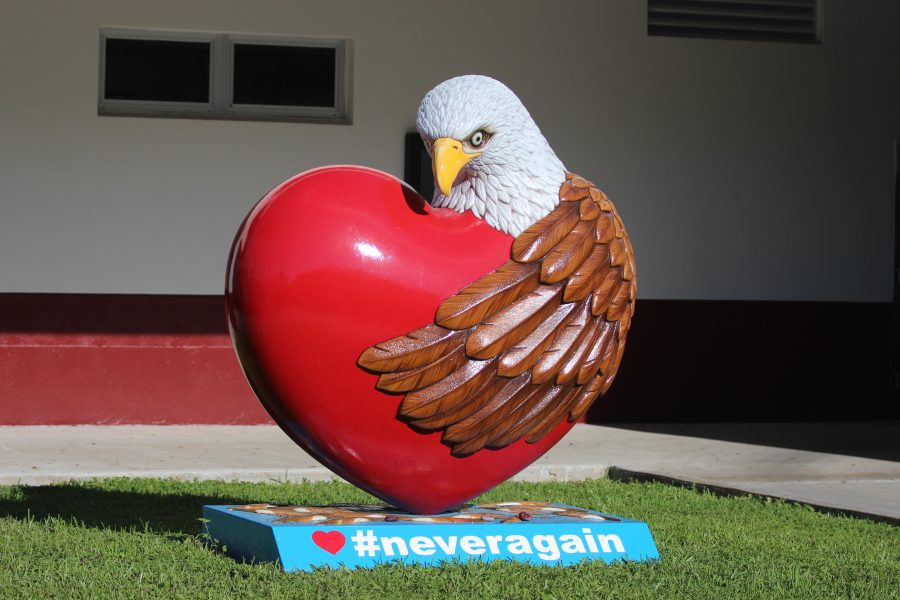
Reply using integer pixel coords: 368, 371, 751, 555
586, 299, 895, 424
0, 294, 227, 333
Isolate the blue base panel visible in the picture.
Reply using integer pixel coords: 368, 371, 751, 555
203, 501, 659, 571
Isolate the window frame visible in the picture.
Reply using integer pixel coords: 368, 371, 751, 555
98, 28, 352, 124
227, 34, 348, 122
98, 28, 216, 118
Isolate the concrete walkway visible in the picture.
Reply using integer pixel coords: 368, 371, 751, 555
0, 422, 897, 522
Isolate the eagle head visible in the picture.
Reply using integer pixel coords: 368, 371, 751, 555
416, 75, 567, 237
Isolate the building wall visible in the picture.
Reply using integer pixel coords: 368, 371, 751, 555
1, 1, 897, 425
1, 0, 897, 301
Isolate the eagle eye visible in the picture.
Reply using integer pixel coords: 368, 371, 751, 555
468, 130, 488, 149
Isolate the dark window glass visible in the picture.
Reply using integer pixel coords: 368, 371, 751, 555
647, 0, 818, 44
104, 38, 210, 103
233, 44, 336, 107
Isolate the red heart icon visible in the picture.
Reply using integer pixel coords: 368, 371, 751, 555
226, 166, 574, 514
311, 530, 346, 555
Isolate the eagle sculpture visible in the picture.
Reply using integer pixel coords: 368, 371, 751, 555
358, 75, 636, 457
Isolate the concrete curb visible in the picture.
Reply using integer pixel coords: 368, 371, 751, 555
0, 464, 613, 487
2, 423, 897, 522
608, 466, 900, 526
0, 468, 341, 487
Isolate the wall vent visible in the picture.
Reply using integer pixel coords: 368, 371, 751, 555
648, 0, 820, 44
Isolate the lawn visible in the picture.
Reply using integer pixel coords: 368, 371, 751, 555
0, 478, 896, 599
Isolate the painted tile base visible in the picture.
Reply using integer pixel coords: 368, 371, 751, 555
203, 502, 659, 571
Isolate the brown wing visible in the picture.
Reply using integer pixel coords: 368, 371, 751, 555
358, 172, 636, 456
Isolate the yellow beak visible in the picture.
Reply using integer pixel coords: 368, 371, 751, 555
432, 137, 480, 196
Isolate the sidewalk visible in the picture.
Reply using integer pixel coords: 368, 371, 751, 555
1, 422, 897, 522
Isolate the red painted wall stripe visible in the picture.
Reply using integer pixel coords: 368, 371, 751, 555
0, 294, 893, 424
0, 294, 271, 425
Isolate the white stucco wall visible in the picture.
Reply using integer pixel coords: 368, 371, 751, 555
1, 0, 897, 300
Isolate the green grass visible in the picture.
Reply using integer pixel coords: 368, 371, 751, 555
0, 478, 896, 599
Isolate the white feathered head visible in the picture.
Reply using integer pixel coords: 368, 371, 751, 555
416, 75, 567, 237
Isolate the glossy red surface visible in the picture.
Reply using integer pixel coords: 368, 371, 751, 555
226, 166, 574, 514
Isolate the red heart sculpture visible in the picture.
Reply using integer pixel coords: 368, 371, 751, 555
226, 166, 574, 514
311, 530, 346, 555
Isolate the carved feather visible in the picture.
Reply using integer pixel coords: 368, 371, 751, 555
376, 344, 467, 393
435, 261, 539, 331
442, 373, 532, 444
613, 215, 625, 239
568, 373, 605, 421
465, 284, 562, 359
597, 335, 619, 376
531, 301, 591, 384
590, 187, 613, 211
577, 321, 616, 384
564, 245, 610, 303
579, 197, 600, 220
570, 175, 591, 189
358, 172, 636, 455
599, 343, 626, 394
498, 301, 577, 377
606, 279, 632, 321
411, 377, 507, 430
622, 253, 635, 281
481, 381, 549, 441
608, 237, 627, 267
540, 221, 596, 284
485, 382, 555, 449
512, 384, 569, 443
399, 358, 497, 419
449, 433, 494, 457
358, 325, 464, 373
510, 201, 579, 263
616, 297, 634, 338
561, 183, 590, 202
525, 384, 578, 443
556, 318, 603, 385
592, 267, 623, 316
595, 212, 615, 244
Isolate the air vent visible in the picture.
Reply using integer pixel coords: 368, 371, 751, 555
648, 0, 819, 44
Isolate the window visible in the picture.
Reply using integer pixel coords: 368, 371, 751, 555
647, 0, 821, 44
104, 38, 211, 103
99, 29, 351, 123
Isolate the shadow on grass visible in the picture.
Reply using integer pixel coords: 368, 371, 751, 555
0, 484, 256, 536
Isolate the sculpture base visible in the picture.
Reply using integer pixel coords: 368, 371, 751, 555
203, 502, 659, 571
